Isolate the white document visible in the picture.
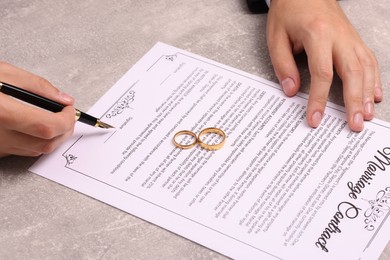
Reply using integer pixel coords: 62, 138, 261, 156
30, 42, 390, 260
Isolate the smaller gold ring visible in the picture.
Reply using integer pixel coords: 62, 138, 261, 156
197, 127, 226, 151
173, 130, 198, 149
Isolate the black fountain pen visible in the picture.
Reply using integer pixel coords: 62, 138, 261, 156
0, 81, 114, 129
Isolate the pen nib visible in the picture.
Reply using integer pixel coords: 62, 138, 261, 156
96, 120, 115, 129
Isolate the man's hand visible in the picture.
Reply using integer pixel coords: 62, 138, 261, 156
0, 62, 76, 157
266, 0, 383, 131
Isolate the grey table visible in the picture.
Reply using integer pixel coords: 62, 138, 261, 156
1, 1, 389, 259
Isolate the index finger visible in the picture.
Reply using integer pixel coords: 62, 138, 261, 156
0, 62, 74, 106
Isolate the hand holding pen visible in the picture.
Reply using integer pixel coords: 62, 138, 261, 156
0, 62, 112, 158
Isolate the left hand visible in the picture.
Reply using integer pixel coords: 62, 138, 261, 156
266, 0, 383, 131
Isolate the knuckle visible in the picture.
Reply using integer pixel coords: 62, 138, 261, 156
305, 18, 333, 40
34, 76, 51, 89
313, 65, 333, 83
348, 95, 363, 105
364, 88, 375, 98
361, 54, 376, 69
344, 96, 364, 112
39, 141, 57, 154
343, 65, 363, 78
33, 122, 58, 140
307, 18, 329, 33
311, 95, 329, 107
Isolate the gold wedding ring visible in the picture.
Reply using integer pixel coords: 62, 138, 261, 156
197, 127, 226, 151
173, 127, 226, 150
173, 130, 198, 149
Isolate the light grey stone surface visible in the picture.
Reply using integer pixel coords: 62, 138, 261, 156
0, 1, 389, 259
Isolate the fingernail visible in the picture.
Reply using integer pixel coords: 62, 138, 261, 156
374, 85, 382, 98
364, 101, 374, 116
281, 77, 295, 96
354, 112, 364, 126
59, 91, 74, 103
312, 111, 322, 128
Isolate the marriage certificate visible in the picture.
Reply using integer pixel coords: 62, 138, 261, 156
30, 42, 390, 259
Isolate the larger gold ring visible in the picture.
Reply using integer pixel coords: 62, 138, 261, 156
173, 130, 198, 149
197, 127, 226, 151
